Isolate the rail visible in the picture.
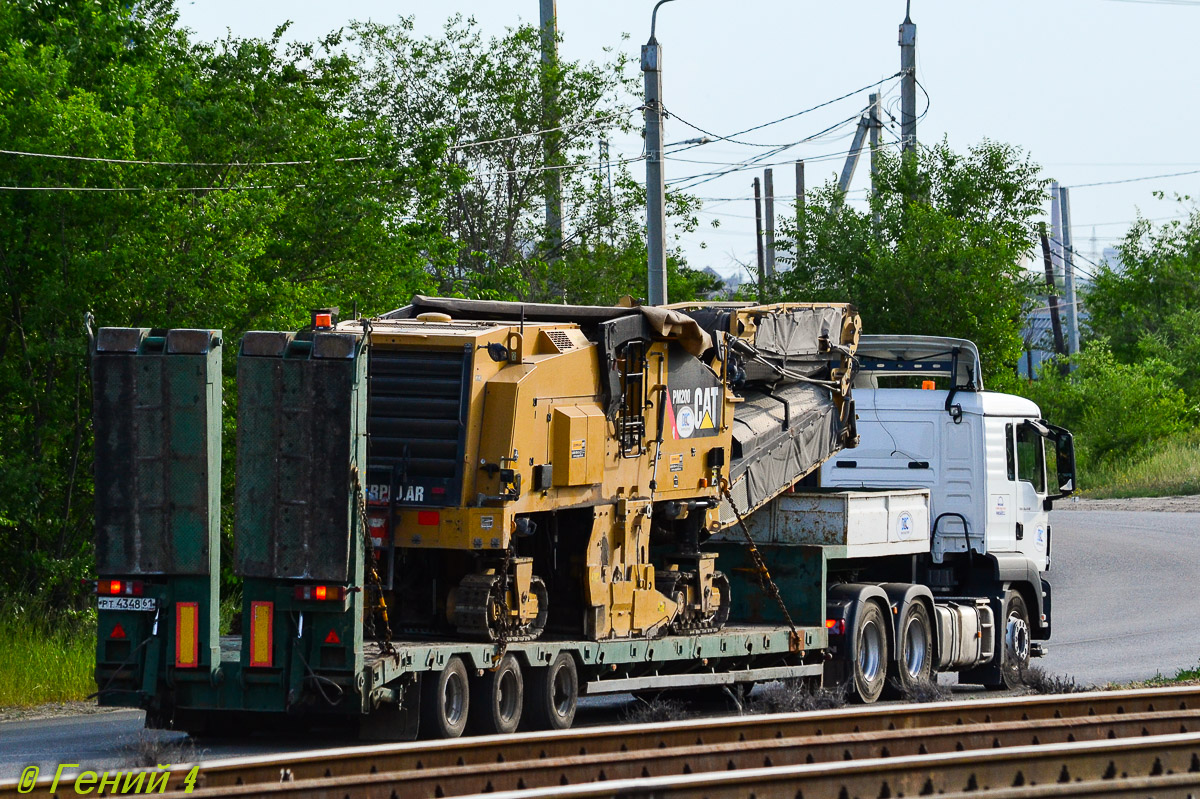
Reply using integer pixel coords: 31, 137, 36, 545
4, 685, 1200, 798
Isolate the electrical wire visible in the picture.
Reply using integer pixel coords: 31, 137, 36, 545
449, 110, 633, 151
0, 148, 369, 167
1070, 167, 1200, 188
666, 71, 901, 154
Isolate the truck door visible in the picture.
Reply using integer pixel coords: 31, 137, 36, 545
1013, 421, 1049, 570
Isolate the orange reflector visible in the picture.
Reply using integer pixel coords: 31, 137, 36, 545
175, 602, 199, 669
110, 622, 126, 640
921, 380, 936, 390
249, 601, 274, 668
324, 629, 341, 645
314, 312, 332, 328
417, 510, 440, 526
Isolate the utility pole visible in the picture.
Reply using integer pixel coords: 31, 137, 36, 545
899, 1, 917, 156
753, 177, 765, 303
795, 160, 806, 271
1038, 223, 1068, 374
642, 0, 675, 307
837, 110, 871, 197
763, 168, 776, 278
539, 0, 563, 266
868, 91, 881, 229
1058, 185, 1081, 362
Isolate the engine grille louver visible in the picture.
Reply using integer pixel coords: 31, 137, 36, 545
368, 348, 468, 505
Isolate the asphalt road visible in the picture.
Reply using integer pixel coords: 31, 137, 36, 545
1, 508, 1194, 780
1037, 509, 1200, 686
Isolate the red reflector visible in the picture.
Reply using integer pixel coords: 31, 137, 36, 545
110, 623, 126, 640
431, 487, 446, 495
417, 510, 440, 526
324, 629, 341, 644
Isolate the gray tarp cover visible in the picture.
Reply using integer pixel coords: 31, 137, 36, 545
743, 306, 847, 384
720, 381, 839, 527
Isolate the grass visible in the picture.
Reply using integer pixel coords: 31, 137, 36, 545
0, 602, 96, 707
1083, 432, 1200, 499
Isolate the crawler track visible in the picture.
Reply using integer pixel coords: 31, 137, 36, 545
6, 686, 1200, 798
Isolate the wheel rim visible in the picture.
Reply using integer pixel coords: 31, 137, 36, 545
904, 617, 928, 678
1007, 612, 1030, 665
858, 620, 883, 681
443, 672, 466, 726
552, 667, 573, 717
497, 669, 520, 722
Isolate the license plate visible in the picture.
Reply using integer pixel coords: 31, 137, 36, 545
98, 597, 158, 612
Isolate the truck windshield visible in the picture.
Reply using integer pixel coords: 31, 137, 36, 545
1016, 424, 1046, 494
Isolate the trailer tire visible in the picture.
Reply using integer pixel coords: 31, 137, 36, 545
470, 653, 524, 735
524, 652, 578, 731
989, 590, 1031, 691
884, 601, 933, 699
420, 655, 470, 739
849, 601, 889, 704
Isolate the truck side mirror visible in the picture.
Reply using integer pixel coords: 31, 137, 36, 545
1045, 422, 1076, 502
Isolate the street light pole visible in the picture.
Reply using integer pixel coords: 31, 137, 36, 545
643, 0, 675, 307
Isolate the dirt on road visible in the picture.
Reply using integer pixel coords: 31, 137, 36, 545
1056, 495, 1200, 513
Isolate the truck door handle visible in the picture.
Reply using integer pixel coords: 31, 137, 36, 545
1015, 522, 1024, 541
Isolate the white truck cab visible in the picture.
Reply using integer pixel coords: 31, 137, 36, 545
810, 335, 1075, 694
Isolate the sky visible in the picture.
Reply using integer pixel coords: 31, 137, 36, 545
175, 1, 1200, 284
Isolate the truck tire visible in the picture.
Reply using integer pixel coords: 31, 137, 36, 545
883, 601, 933, 699
524, 652, 578, 730
420, 655, 470, 739
470, 653, 524, 735
990, 590, 1031, 691
849, 601, 889, 704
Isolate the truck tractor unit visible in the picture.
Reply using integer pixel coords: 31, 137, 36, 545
89, 298, 1073, 739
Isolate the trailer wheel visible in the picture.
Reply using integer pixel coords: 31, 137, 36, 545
420, 655, 470, 738
883, 601, 933, 699
524, 652, 577, 730
849, 601, 889, 704
470, 653, 524, 735
990, 590, 1031, 691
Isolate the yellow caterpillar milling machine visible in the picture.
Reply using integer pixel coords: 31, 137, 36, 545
321, 296, 860, 644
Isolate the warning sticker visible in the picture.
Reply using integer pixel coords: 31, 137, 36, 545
571, 438, 586, 459
480, 515, 494, 530
669, 454, 684, 473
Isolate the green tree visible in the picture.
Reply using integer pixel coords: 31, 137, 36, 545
772, 140, 1046, 385
1086, 202, 1200, 399
0, 1, 450, 602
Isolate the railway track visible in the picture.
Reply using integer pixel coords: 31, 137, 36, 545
5, 685, 1200, 798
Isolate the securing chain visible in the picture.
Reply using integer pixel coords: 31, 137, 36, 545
353, 464, 395, 658
491, 540, 516, 667
722, 485, 802, 652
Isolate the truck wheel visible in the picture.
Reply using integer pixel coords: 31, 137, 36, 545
849, 601, 889, 704
420, 655, 469, 738
470, 653, 524, 735
991, 590, 1031, 691
524, 652, 577, 730
884, 601, 933, 699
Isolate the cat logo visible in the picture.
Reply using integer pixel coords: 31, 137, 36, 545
670, 385, 721, 439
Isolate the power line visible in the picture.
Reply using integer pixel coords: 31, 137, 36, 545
0, 149, 369, 167
1071, 167, 1200, 188
664, 71, 901, 150
449, 111, 632, 151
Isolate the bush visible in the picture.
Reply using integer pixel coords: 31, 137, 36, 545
1022, 339, 1196, 479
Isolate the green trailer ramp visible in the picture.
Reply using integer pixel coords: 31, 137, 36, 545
226, 329, 368, 719
90, 327, 223, 717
